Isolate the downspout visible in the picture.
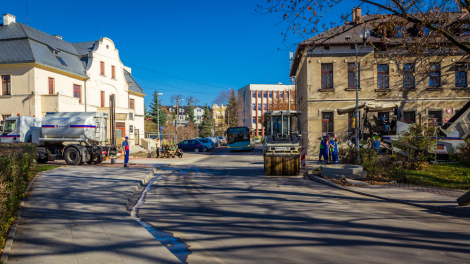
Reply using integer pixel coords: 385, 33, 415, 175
84, 79, 87, 112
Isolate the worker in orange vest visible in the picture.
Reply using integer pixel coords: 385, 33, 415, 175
123, 136, 130, 167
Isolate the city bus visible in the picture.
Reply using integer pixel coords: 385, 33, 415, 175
226, 127, 255, 151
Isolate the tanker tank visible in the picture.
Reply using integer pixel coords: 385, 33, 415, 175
41, 112, 108, 143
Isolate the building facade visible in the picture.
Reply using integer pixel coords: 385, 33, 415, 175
238, 84, 295, 137
0, 14, 145, 145
164, 105, 206, 126
212, 104, 227, 135
290, 8, 470, 158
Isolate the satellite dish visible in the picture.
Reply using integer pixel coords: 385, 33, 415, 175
359, 29, 370, 40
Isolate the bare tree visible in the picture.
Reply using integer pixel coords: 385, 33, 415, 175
186, 95, 199, 107
170, 94, 184, 106
213, 89, 234, 106
257, 1, 470, 56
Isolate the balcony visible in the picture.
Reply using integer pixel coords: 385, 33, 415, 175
41, 94, 84, 113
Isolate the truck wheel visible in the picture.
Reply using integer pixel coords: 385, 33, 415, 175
86, 155, 95, 165
36, 157, 48, 164
64, 147, 81, 165
94, 156, 103, 164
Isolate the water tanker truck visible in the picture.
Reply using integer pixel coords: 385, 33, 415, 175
0, 112, 118, 165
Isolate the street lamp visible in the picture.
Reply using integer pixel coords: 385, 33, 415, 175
157, 92, 163, 144
346, 28, 369, 161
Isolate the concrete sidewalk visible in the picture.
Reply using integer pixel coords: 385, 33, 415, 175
6, 166, 181, 264
307, 173, 470, 217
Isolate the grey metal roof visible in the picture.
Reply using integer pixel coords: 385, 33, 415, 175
0, 22, 87, 77
72, 41, 96, 56
0, 39, 34, 63
124, 69, 146, 95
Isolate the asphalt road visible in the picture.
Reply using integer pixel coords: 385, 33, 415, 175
137, 146, 470, 264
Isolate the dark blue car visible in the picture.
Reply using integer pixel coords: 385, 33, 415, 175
177, 139, 206, 152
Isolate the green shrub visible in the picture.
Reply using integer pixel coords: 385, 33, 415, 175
0, 143, 37, 250
452, 138, 470, 167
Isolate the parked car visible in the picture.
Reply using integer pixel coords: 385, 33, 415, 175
177, 139, 206, 152
193, 138, 215, 151
254, 138, 261, 144
206, 137, 219, 147
217, 136, 227, 146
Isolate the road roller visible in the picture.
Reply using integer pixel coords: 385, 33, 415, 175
263, 110, 302, 176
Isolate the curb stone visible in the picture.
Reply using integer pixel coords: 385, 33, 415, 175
1, 166, 65, 264
126, 164, 170, 211
306, 171, 470, 218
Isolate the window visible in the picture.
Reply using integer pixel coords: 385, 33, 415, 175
263, 104, 267, 110
395, 25, 404, 38
428, 111, 443, 127
111, 65, 116, 79
269, 91, 272, 98
73, 84, 81, 103
280, 92, 284, 98
404, 111, 416, 124
429, 63, 441, 87
252, 103, 256, 110
377, 64, 389, 89
197, 108, 202, 112
1, 75, 11, 95
455, 63, 467, 87
116, 122, 125, 137
348, 112, 355, 132
403, 63, 415, 89
56, 57, 67, 66
322, 112, 334, 136
321, 63, 333, 89
258, 91, 262, 97
348, 63, 360, 88
100, 91, 105, 107
263, 91, 267, 98
130, 99, 135, 109
258, 104, 262, 110
2, 115, 11, 121
252, 118, 256, 124
48, 78, 54, 94
252, 91, 256, 98
100, 61, 105, 75
179, 115, 184, 120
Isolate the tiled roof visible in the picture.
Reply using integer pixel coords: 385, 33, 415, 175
124, 69, 146, 95
72, 41, 96, 56
290, 12, 470, 76
0, 22, 87, 77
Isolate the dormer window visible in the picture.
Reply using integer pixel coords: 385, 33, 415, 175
56, 56, 67, 66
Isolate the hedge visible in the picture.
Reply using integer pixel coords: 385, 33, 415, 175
0, 143, 37, 251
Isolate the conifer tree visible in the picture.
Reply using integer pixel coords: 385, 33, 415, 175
187, 104, 196, 124
200, 104, 213, 137
149, 91, 166, 127
226, 89, 238, 127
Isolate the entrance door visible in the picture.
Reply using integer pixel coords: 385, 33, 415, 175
428, 111, 443, 127
134, 129, 139, 145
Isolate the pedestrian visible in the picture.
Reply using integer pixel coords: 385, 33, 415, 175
123, 136, 130, 167
156, 138, 161, 158
330, 137, 339, 164
176, 148, 183, 159
371, 136, 389, 155
319, 135, 329, 164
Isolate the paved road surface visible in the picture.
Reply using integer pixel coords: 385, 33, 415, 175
137, 146, 470, 264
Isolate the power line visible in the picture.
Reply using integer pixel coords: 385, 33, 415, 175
134, 74, 220, 95
122, 61, 228, 90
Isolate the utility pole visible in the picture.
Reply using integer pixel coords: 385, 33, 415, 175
175, 98, 184, 143
156, 92, 163, 144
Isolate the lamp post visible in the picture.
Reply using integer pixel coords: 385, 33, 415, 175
157, 92, 163, 144
346, 28, 369, 161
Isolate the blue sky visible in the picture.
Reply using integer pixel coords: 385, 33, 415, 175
3, 0, 373, 107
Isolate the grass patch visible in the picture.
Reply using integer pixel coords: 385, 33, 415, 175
404, 163, 470, 190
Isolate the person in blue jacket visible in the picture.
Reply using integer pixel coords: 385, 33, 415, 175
371, 136, 389, 155
330, 137, 339, 164
123, 136, 130, 167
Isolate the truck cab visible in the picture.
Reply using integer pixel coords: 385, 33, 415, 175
0, 116, 42, 143
1, 117, 20, 143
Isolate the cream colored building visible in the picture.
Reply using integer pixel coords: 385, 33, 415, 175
290, 8, 470, 158
212, 104, 227, 134
0, 13, 145, 146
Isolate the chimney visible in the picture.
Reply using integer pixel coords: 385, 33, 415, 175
352, 8, 362, 24
53, 35, 63, 40
2, 13, 16, 26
